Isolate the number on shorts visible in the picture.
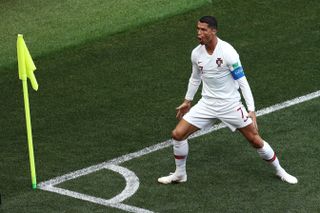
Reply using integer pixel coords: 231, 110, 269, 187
237, 107, 248, 122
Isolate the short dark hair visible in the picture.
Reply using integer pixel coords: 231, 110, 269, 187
199, 16, 218, 29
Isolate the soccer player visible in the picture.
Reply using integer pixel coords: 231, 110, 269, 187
158, 16, 298, 184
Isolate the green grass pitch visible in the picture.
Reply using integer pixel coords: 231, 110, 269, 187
0, 0, 319, 212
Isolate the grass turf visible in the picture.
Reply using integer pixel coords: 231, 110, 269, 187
123, 98, 320, 212
0, 0, 319, 212
0, 0, 209, 69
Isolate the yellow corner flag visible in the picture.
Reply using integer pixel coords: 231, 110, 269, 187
17, 34, 38, 91
17, 34, 38, 189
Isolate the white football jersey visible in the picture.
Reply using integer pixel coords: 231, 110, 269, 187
186, 38, 243, 105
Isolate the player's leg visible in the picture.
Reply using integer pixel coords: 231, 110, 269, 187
238, 124, 298, 184
172, 118, 200, 141
158, 119, 199, 184
239, 124, 279, 166
158, 100, 214, 184
218, 103, 297, 184
172, 119, 199, 176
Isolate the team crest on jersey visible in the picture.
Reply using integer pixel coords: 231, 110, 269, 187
216, 58, 223, 67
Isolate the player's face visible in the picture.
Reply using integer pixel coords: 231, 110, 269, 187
197, 22, 216, 45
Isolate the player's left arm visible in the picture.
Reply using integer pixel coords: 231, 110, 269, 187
230, 64, 258, 130
230, 65, 255, 111
224, 44, 258, 129
224, 44, 258, 130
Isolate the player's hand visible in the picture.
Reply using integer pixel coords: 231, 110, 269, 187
248, 111, 258, 131
176, 100, 192, 120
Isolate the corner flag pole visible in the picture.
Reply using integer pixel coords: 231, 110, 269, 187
17, 34, 38, 189
22, 76, 37, 189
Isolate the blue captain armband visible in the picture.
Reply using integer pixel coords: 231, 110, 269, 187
231, 66, 245, 80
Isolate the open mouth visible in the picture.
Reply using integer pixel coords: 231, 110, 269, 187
198, 37, 204, 44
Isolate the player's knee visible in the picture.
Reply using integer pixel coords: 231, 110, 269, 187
249, 133, 263, 148
171, 129, 186, 141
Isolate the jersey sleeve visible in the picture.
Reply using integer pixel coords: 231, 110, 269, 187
237, 76, 255, 112
224, 44, 255, 111
185, 51, 201, 101
224, 45, 245, 80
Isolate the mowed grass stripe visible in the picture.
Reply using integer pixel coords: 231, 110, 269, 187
0, 0, 319, 212
0, 0, 210, 69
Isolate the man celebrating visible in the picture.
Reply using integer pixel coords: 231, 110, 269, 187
158, 16, 297, 184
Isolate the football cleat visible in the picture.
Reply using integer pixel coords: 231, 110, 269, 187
158, 172, 187, 184
276, 169, 298, 184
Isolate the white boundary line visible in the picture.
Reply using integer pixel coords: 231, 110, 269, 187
39, 165, 153, 213
38, 90, 320, 212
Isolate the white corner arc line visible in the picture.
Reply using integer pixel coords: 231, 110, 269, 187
38, 90, 320, 212
103, 164, 139, 203
39, 164, 153, 213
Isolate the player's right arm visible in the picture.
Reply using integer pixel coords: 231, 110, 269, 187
176, 100, 192, 120
185, 51, 202, 101
176, 51, 201, 120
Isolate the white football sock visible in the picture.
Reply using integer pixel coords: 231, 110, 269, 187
173, 139, 188, 175
257, 141, 283, 172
